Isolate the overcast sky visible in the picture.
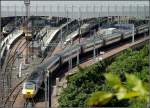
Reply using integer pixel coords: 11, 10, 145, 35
1, 1, 149, 6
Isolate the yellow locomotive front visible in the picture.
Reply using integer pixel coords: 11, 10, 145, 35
22, 82, 36, 98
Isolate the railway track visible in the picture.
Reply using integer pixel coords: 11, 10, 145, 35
4, 78, 26, 107
4, 38, 26, 72
1, 36, 25, 97
8, 34, 149, 108
1, 19, 76, 108
11, 23, 79, 108
4, 34, 148, 108
2, 27, 59, 108
3, 40, 46, 108
6, 22, 148, 108
2, 36, 32, 107
3, 29, 56, 108
23, 24, 149, 107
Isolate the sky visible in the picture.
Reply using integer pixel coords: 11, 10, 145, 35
1, 1, 149, 6
1, 1, 149, 18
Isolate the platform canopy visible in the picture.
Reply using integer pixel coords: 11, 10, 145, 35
1, 1, 149, 19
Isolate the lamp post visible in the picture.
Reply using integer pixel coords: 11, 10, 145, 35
94, 31, 96, 61
77, 52, 79, 65
45, 69, 50, 108
132, 24, 135, 43
24, 0, 30, 19
90, 30, 96, 61
24, 0, 30, 64
148, 6, 150, 108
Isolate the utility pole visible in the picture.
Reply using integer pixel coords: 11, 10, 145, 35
117, 5, 120, 24
148, 1, 150, 107
86, 5, 88, 19
137, 5, 139, 20
24, 0, 30, 64
47, 72, 50, 108
45, 71, 48, 108
60, 28, 63, 48
99, 5, 103, 29
101, 5, 103, 18
122, 5, 124, 24
77, 51, 79, 65
76, 45, 80, 66
107, 5, 110, 27
93, 30, 96, 61
69, 53, 72, 70
132, 24, 135, 43
71, 5, 74, 45
93, 5, 96, 18
98, 6, 101, 29
144, 5, 146, 20
66, 5, 69, 35
90, 30, 96, 62
45, 69, 49, 108
78, 6, 81, 44
129, 5, 132, 24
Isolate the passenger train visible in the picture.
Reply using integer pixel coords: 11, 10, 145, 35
22, 23, 149, 99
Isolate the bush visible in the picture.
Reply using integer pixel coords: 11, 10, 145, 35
59, 44, 149, 107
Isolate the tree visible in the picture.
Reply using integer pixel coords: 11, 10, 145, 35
86, 73, 149, 107
59, 44, 149, 107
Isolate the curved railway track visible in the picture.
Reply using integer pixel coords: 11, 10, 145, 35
23, 34, 150, 108
3, 21, 148, 108
22, 24, 149, 107
4, 38, 26, 72
2, 36, 31, 107
4, 78, 26, 107
1, 18, 79, 108
10, 23, 78, 108
6, 34, 149, 108
2, 29, 59, 108
3, 31, 56, 108
1, 37, 25, 94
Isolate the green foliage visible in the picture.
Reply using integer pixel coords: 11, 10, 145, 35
59, 60, 109, 107
104, 73, 122, 89
125, 73, 149, 100
59, 44, 149, 107
86, 73, 149, 107
86, 91, 113, 106
107, 45, 148, 81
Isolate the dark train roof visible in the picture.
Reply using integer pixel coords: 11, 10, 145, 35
26, 55, 60, 83
27, 67, 44, 81
40, 55, 60, 67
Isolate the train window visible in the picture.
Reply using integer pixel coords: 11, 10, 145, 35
25, 83, 35, 90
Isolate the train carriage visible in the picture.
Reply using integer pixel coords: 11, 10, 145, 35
22, 23, 149, 99
61, 45, 81, 63
22, 67, 45, 98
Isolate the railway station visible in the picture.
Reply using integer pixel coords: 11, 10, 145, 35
0, 1, 150, 108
